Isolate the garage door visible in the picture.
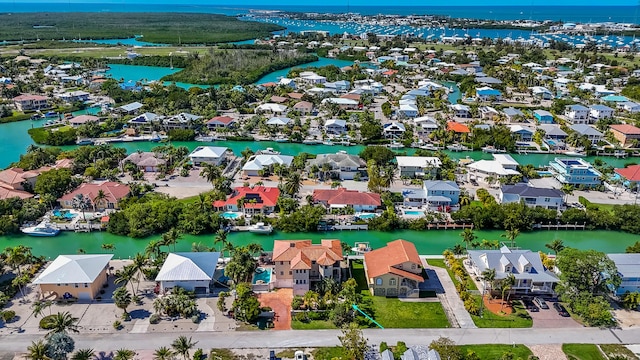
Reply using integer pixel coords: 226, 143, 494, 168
77, 292, 91, 300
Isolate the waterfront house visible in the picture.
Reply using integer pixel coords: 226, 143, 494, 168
450, 104, 471, 118
68, 115, 99, 128
266, 117, 292, 127
188, 146, 230, 166
163, 112, 201, 131
213, 186, 280, 215
155, 252, 220, 294
273, 239, 343, 295
413, 116, 439, 137
614, 165, 640, 187
324, 119, 347, 135
242, 154, 294, 177
58, 90, 90, 103
13, 93, 50, 111
467, 246, 559, 295
499, 184, 564, 210
609, 124, 640, 147
128, 112, 162, 133
396, 156, 441, 178
589, 104, 614, 120
256, 103, 288, 114
307, 153, 366, 180
549, 158, 602, 188
509, 125, 534, 142
59, 182, 130, 211
321, 97, 359, 110
292, 101, 314, 115
533, 110, 554, 124
364, 239, 423, 298
399, 103, 419, 118
503, 107, 525, 122
570, 124, 603, 145
466, 154, 520, 184
122, 152, 166, 172
312, 188, 381, 212
300, 72, 327, 84
0, 167, 39, 192
564, 104, 590, 124
206, 116, 236, 130
475, 87, 503, 102
33, 254, 113, 300
606, 254, 640, 297
118, 101, 143, 115
402, 180, 460, 210
383, 122, 406, 139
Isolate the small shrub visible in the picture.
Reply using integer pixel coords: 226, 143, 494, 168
149, 314, 161, 324
133, 295, 142, 305
113, 320, 122, 330
191, 314, 201, 324
2, 310, 15, 322
379, 342, 389, 352
294, 312, 309, 323
121, 312, 131, 321
193, 349, 204, 360
291, 296, 303, 310
39, 315, 56, 330
260, 306, 272, 312
307, 311, 328, 321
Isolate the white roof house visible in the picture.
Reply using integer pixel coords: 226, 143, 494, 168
396, 156, 442, 169
243, 154, 295, 176
188, 146, 230, 166
266, 117, 292, 126
33, 254, 113, 285
156, 252, 221, 294
467, 154, 520, 181
256, 103, 288, 114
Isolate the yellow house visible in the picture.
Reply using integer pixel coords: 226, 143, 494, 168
33, 254, 113, 300
363, 239, 424, 298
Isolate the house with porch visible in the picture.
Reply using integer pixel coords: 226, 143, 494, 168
549, 158, 602, 188
13, 93, 50, 111
272, 240, 343, 295
401, 180, 460, 210
128, 112, 162, 133
33, 254, 113, 300
509, 125, 534, 142
466, 154, 520, 184
155, 252, 220, 294
188, 146, 230, 166
242, 154, 294, 177
607, 253, 640, 297
122, 152, 166, 172
163, 113, 201, 131
68, 115, 99, 128
499, 184, 564, 210
570, 124, 603, 145
467, 246, 559, 295
59, 182, 130, 211
396, 156, 441, 178
475, 87, 503, 102
206, 116, 236, 130
312, 188, 381, 212
589, 104, 614, 121
364, 239, 424, 298
534, 110, 554, 124
212, 186, 280, 215
306, 153, 366, 180
609, 124, 640, 147
451, 104, 471, 118
325, 119, 347, 135
383, 122, 406, 139
564, 104, 590, 124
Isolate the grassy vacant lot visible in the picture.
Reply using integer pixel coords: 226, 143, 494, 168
458, 345, 533, 360
562, 344, 606, 360
427, 258, 478, 290
0, 13, 283, 44
291, 319, 337, 330
312, 347, 347, 360
470, 297, 533, 328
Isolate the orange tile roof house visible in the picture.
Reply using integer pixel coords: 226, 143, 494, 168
610, 124, 640, 146
206, 116, 236, 130
59, 182, 130, 211
0, 168, 39, 191
13, 93, 50, 111
364, 239, 424, 297
312, 188, 381, 212
447, 121, 471, 133
272, 240, 343, 295
212, 186, 280, 215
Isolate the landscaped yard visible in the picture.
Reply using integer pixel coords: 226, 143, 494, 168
599, 344, 638, 359
470, 296, 533, 328
291, 319, 336, 330
562, 344, 606, 360
458, 344, 533, 359
312, 347, 348, 360
428, 258, 478, 290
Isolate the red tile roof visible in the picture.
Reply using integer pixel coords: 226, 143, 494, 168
615, 165, 640, 182
0, 168, 39, 188
382, 70, 398, 76
364, 239, 423, 282
272, 239, 343, 268
270, 96, 288, 103
213, 186, 280, 209
340, 93, 361, 101
610, 124, 640, 135
288, 93, 304, 100
13, 93, 49, 101
207, 116, 235, 125
0, 186, 33, 200
312, 188, 381, 207
59, 182, 130, 204
447, 121, 470, 133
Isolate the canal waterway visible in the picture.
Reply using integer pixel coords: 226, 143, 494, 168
1, 229, 637, 259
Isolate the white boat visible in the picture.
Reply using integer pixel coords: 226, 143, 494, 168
419, 144, 441, 151
275, 137, 289, 143
75, 138, 94, 146
447, 144, 469, 152
248, 222, 273, 234
482, 146, 506, 153
351, 242, 371, 255
388, 141, 405, 149
564, 151, 586, 157
322, 140, 334, 146
302, 139, 320, 145
21, 222, 60, 237
258, 147, 280, 155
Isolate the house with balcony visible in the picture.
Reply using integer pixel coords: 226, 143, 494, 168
467, 246, 559, 295
549, 157, 602, 188
312, 188, 381, 212
589, 104, 614, 121
534, 110, 554, 124
364, 239, 424, 298
499, 184, 564, 210
33, 254, 113, 300
212, 186, 280, 215
206, 116, 236, 130
413, 116, 439, 137
475, 87, 502, 102
509, 125, 534, 142
188, 146, 230, 166
59, 182, 130, 211
396, 156, 441, 178
383, 122, 406, 139
402, 180, 460, 210
306, 153, 366, 180
564, 104, 590, 124
242, 154, 294, 177
163, 113, 201, 131
128, 112, 162, 133
607, 253, 640, 297
13, 94, 50, 111
272, 240, 343, 295
466, 154, 520, 184
570, 124, 603, 145
609, 124, 640, 147
450, 104, 471, 118
324, 119, 347, 135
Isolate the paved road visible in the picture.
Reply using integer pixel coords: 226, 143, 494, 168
0, 328, 639, 352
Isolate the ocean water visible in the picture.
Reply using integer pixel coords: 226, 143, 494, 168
1, 3, 639, 23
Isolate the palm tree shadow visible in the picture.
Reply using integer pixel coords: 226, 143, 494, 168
129, 309, 151, 320
97, 351, 114, 360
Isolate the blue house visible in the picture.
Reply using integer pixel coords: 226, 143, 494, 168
534, 110, 554, 124
402, 180, 460, 210
607, 254, 640, 297
476, 87, 503, 101
549, 158, 602, 187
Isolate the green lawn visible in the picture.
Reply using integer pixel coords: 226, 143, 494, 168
427, 259, 478, 290
562, 344, 606, 360
470, 296, 533, 328
312, 347, 347, 360
599, 344, 639, 359
291, 319, 337, 330
458, 345, 532, 360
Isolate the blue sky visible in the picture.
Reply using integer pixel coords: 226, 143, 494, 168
1, 0, 638, 4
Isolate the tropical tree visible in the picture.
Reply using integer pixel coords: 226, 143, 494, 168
71, 194, 91, 221
171, 336, 197, 360
114, 265, 138, 295
338, 323, 368, 360
481, 268, 496, 296
3, 245, 33, 277
501, 228, 520, 248
92, 190, 107, 211
214, 229, 228, 253
43, 312, 80, 336
113, 349, 136, 360
621, 291, 640, 310
283, 172, 303, 196
45, 332, 75, 360
131, 252, 148, 293
499, 274, 516, 313
225, 246, 257, 284
545, 239, 565, 255
70, 349, 95, 360
162, 228, 182, 252
460, 228, 477, 250
199, 163, 221, 184
153, 347, 174, 360
32, 300, 53, 318
25, 340, 49, 360
113, 286, 133, 316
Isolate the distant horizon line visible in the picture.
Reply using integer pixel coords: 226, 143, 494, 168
0, 2, 636, 6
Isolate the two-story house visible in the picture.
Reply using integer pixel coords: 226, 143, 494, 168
382, 122, 406, 139
402, 180, 460, 210
272, 240, 343, 295
212, 186, 280, 215
549, 157, 602, 188
163, 112, 201, 131
609, 124, 640, 147
499, 184, 564, 210
589, 104, 614, 121
13, 94, 50, 111
467, 246, 559, 295
324, 119, 347, 135
570, 124, 603, 145
364, 239, 424, 298
396, 156, 442, 178
607, 253, 640, 297
307, 153, 366, 180
564, 104, 590, 124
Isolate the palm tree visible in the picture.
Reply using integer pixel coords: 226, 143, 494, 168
199, 163, 221, 184
162, 228, 182, 252
43, 312, 80, 336
481, 268, 496, 298
101, 243, 116, 252
71, 194, 91, 221
501, 228, 520, 248
284, 172, 303, 196
153, 347, 174, 360
171, 336, 197, 360
112, 286, 132, 316
460, 228, 477, 250
32, 300, 52, 319
114, 265, 138, 295
131, 252, 148, 292
4, 245, 33, 277
499, 274, 517, 313
145, 239, 163, 260
92, 190, 107, 212
561, 184, 574, 204
71, 349, 95, 360
545, 239, 565, 255
25, 340, 49, 360
214, 229, 228, 252
451, 244, 465, 255
113, 349, 136, 360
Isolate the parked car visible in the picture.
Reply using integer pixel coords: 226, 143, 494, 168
553, 302, 570, 317
523, 298, 539, 312
533, 296, 549, 309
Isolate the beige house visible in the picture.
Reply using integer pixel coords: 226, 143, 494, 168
363, 239, 424, 298
272, 240, 343, 295
33, 254, 113, 300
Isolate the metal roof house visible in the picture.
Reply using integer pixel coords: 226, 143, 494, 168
500, 184, 564, 210
33, 254, 113, 300
607, 254, 640, 297
156, 252, 221, 294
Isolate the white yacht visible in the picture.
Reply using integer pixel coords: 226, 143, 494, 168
21, 222, 60, 237
248, 222, 273, 234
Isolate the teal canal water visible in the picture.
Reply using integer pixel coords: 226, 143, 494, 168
1, 229, 637, 259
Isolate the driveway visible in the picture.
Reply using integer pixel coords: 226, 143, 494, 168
258, 289, 293, 330
529, 302, 582, 328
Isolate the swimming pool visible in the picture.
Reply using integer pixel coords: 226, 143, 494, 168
537, 171, 553, 177
53, 210, 76, 219
356, 213, 378, 220
404, 211, 424, 216
221, 212, 241, 219
252, 267, 272, 284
